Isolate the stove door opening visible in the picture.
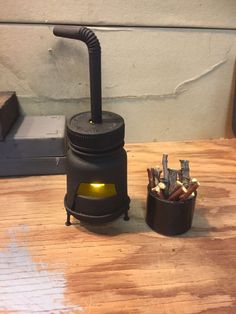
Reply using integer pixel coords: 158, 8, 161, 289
77, 183, 117, 198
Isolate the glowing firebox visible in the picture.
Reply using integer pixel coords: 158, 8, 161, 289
77, 183, 117, 198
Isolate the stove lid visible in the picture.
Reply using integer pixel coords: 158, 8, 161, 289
67, 111, 124, 153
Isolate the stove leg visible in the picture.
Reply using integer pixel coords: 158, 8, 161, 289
65, 211, 71, 226
123, 208, 130, 221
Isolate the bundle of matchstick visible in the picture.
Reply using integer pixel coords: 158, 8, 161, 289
147, 154, 200, 202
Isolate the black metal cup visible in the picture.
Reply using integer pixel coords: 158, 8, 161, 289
146, 185, 196, 236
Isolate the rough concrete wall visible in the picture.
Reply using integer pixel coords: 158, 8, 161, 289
0, 1, 236, 142
1, 0, 236, 29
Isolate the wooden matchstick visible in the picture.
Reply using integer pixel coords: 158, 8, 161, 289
151, 167, 159, 186
153, 167, 162, 183
151, 185, 159, 196
147, 168, 155, 188
180, 160, 190, 187
168, 186, 187, 201
162, 154, 169, 182
151, 167, 160, 186
170, 180, 183, 194
187, 192, 195, 199
190, 178, 198, 184
158, 182, 166, 199
168, 168, 178, 194
178, 170, 183, 182
152, 185, 165, 199
179, 181, 200, 201
158, 182, 166, 190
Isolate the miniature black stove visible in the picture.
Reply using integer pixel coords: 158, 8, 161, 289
53, 26, 130, 225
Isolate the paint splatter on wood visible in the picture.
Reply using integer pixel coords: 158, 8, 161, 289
0, 231, 84, 313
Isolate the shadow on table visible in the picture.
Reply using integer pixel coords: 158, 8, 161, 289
72, 200, 213, 237
72, 198, 151, 236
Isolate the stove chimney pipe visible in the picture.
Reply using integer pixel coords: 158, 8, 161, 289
53, 26, 102, 124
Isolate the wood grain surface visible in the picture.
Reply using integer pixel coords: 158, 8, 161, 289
0, 138, 236, 313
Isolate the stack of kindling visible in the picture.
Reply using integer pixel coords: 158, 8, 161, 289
147, 154, 200, 202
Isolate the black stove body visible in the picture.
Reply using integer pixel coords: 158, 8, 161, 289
53, 26, 130, 225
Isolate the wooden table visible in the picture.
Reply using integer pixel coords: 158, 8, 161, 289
1, 139, 236, 314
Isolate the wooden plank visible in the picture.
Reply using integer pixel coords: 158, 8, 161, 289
0, 156, 66, 176
0, 115, 66, 176
0, 25, 236, 142
0, 91, 19, 140
0, 0, 236, 29
0, 138, 236, 313
0, 116, 66, 158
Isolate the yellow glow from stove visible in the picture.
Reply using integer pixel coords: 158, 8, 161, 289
77, 183, 117, 198
90, 183, 105, 188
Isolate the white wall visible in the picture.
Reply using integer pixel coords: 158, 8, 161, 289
0, 1, 236, 142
